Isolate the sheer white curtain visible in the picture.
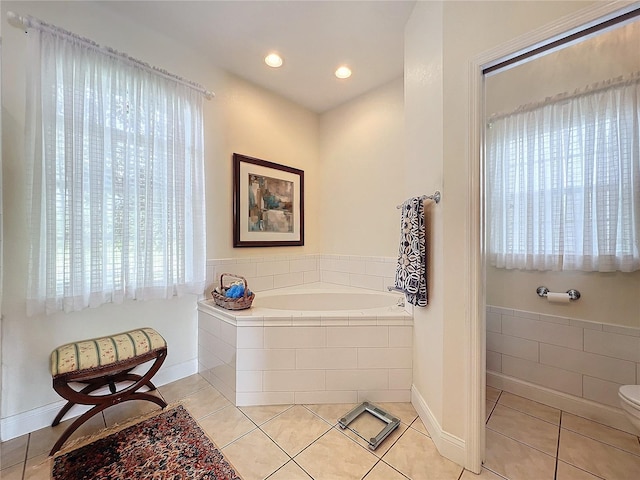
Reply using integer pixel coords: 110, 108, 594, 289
25, 27, 206, 315
487, 74, 640, 272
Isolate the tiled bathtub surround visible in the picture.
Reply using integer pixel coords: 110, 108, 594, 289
206, 254, 320, 293
198, 288, 412, 407
202, 255, 408, 408
486, 305, 640, 425
319, 255, 397, 291
206, 254, 397, 294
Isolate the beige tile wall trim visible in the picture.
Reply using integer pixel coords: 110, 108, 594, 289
487, 371, 634, 435
487, 304, 640, 410
206, 253, 397, 293
411, 384, 466, 468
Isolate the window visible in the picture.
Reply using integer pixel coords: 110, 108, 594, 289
25, 26, 206, 315
487, 74, 640, 272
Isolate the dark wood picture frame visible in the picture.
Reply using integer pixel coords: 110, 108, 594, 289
233, 153, 304, 247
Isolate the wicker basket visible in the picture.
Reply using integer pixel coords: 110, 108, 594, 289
211, 273, 255, 310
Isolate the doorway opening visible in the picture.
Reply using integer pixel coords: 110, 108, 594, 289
478, 5, 640, 479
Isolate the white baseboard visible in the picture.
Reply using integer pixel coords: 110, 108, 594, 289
0, 358, 198, 441
487, 371, 635, 435
411, 385, 466, 467
153, 358, 198, 389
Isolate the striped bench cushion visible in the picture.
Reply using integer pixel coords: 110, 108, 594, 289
51, 328, 166, 377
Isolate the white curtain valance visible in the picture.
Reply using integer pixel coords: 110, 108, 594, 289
489, 71, 640, 124
487, 73, 640, 272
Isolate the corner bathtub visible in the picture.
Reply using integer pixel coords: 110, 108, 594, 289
197, 283, 413, 407
199, 283, 411, 323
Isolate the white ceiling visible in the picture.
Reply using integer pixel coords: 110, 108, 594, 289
99, 1, 416, 113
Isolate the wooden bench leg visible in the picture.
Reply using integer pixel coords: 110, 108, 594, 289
52, 381, 106, 427
50, 349, 167, 456
49, 392, 167, 456
117, 372, 159, 391
51, 371, 160, 427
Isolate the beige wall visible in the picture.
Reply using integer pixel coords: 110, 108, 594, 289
486, 19, 640, 115
0, 0, 320, 423
406, 0, 596, 445
0, 11, 3, 440
319, 77, 405, 256
211, 74, 320, 258
485, 19, 640, 327
405, 0, 445, 428
487, 268, 640, 327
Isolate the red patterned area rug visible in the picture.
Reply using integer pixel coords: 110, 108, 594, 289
52, 405, 242, 479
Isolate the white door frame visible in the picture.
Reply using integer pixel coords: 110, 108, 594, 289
465, 0, 640, 472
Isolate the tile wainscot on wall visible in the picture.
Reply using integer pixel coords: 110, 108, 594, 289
486, 304, 640, 433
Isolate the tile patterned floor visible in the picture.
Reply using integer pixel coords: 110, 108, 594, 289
2, 378, 639, 479
484, 386, 640, 480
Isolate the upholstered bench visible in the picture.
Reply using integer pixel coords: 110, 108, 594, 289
49, 327, 168, 455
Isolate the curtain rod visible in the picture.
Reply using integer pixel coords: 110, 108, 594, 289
488, 70, 640, 123
7, 11, 215, 100
483, 6, 640, 75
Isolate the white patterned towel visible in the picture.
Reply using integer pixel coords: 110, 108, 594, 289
394, 197, 427, 306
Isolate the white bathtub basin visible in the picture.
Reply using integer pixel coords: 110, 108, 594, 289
198, 283, 410, 323
254, 291, 399, 311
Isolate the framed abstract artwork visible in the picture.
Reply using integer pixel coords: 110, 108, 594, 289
233, 153, 304, 247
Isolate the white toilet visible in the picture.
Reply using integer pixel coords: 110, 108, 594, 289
618, 385, 640, 434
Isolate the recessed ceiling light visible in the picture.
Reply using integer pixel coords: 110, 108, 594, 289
265, 53, 283, 68
335, 66, 352, 79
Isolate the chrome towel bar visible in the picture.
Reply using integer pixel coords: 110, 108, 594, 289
396, 191, 441, 209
